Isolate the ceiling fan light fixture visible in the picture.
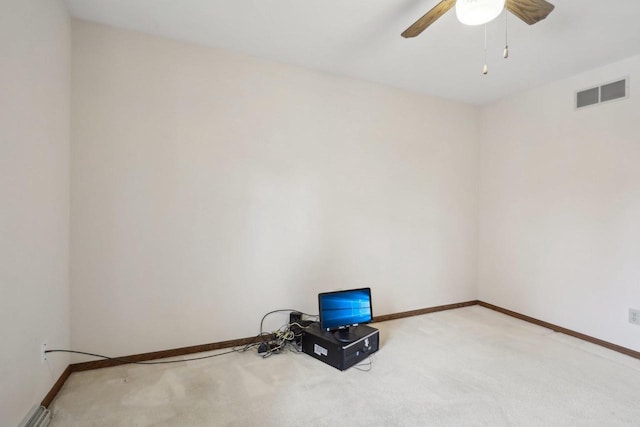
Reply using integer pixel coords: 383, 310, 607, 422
456, 0, 506, 26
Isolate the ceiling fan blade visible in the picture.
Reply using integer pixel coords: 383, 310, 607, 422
506, 0, 555, 25
401, 0, 456, 38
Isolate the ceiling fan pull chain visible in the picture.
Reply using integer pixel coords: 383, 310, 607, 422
483, 24, 488, 75
503, 10, 509, 59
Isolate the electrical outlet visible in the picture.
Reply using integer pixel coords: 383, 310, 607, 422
629, 309, 640, 325
42, 342, 48, 363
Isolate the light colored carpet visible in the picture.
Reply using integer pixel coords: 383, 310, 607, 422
49, 306, 640, 426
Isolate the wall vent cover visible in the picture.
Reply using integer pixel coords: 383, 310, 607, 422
575, 77, 629, 110
600, 79, 627, 102
576, 87, 599, 108
19, 405, 51, 427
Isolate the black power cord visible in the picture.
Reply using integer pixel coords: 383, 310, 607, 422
44, 344, 260, 365
45, 309, 318, 365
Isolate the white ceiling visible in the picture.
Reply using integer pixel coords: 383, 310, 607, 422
62, 0, 640, 105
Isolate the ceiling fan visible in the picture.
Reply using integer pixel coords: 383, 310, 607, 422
401, 0, 555, 38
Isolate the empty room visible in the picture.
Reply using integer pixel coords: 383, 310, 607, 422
2, 0, 640, 426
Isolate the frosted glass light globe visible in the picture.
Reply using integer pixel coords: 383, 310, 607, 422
456, 0, 505, 25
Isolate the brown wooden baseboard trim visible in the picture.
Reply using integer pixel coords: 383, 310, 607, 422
70, 301, 481, 372
41, 301, 478, 408
478, 301, 640, 360
372, 300, 479, 323
41, 364, 72, 408
44, 299, 640, 410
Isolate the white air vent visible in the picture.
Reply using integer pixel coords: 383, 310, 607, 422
576, 87, 599, 108
19, 405, 51, 427
600, 79, 627, 102
575, 77, 629, 110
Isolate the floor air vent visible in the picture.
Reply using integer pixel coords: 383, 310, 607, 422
19, 405, 51, 427
576, 77, 629, 110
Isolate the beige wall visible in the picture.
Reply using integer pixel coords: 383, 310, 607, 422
70, 20, 480, 357
479, 55, 640, 351
0, 0, 70, 425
